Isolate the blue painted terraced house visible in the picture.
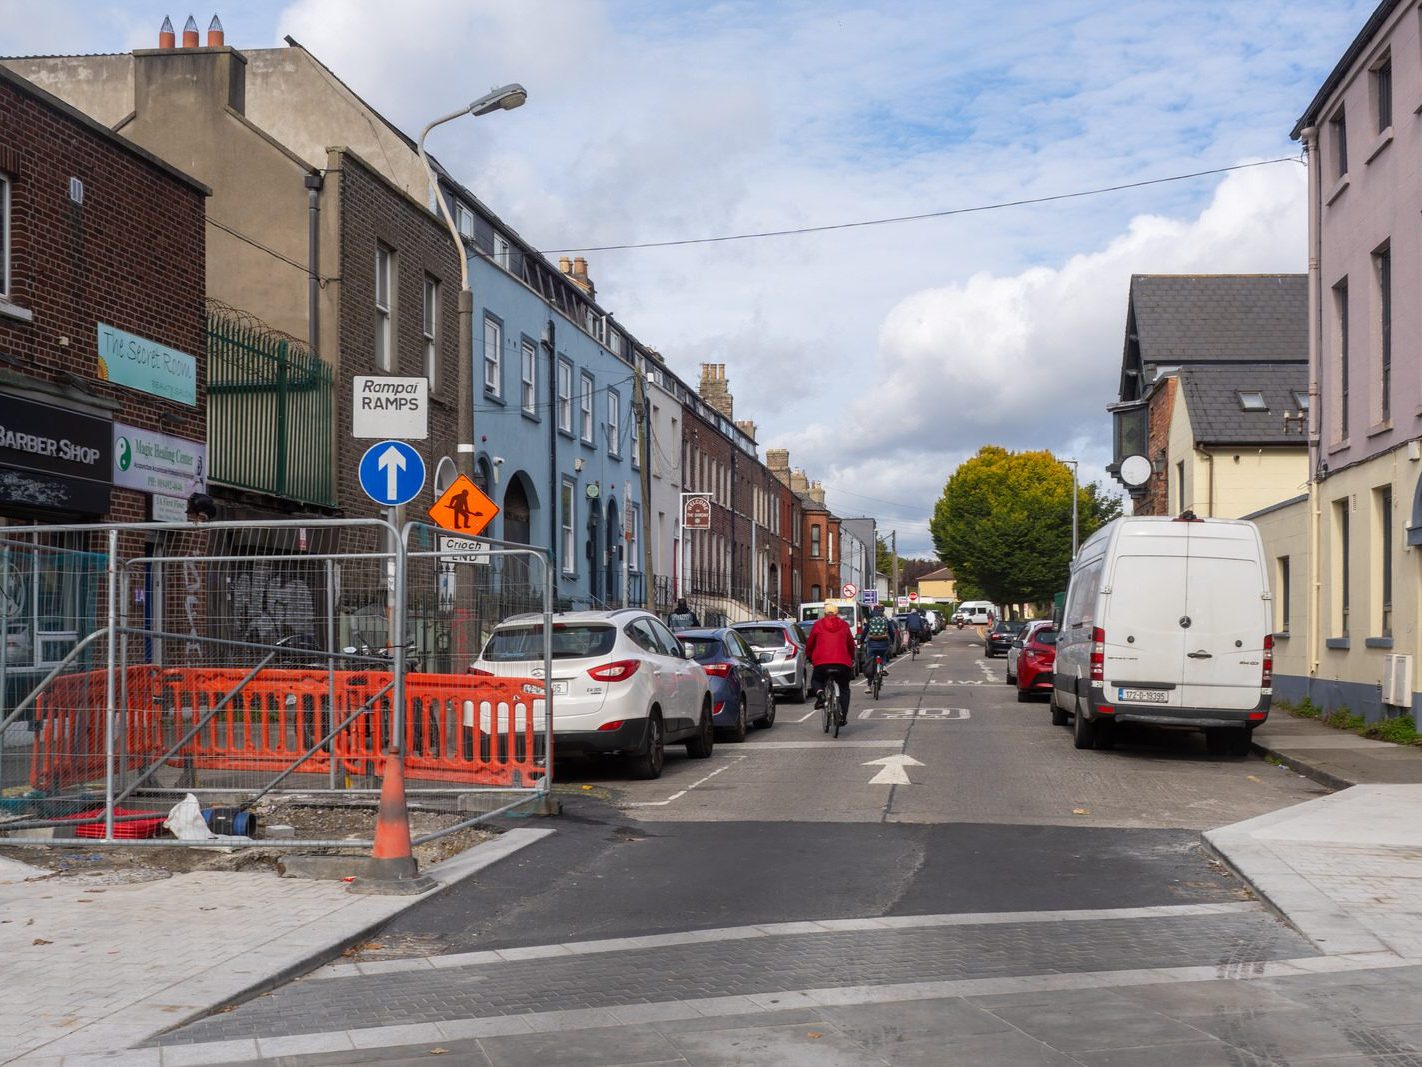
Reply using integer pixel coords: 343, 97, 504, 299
436, 179, 645, 609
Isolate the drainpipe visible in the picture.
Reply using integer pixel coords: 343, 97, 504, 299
1198, 448, 1215, 517
305, 172, 323, 356
1303, 126, 1323, 680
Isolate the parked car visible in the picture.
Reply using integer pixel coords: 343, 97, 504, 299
1006, 620, 1053, 684
679, 628, 776, 741
731, 620, 810, 702
1014, 624, 1058, 701
983, 618, 1025, 657
469, 608, 713, 779
1053, 515, 1272, 756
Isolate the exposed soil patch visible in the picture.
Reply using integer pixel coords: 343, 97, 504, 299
0, 796, 493, 880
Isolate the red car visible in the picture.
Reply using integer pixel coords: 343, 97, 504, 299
1015, 625, 1057, 701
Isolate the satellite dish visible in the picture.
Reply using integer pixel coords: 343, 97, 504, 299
1119, 455, 1151, 487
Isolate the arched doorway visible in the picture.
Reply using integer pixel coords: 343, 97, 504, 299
605, 497, 620, 606
768, 562, 780, 614
586, 499, 602, 604
503, 475, 533, 594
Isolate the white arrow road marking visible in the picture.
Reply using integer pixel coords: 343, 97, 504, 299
862, 753, 924, 785
377, 444, 406, 500
924, 663, 942, 669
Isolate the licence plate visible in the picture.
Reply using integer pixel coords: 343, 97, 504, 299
550, 680, 569, 696
1119, 688, 1169, 704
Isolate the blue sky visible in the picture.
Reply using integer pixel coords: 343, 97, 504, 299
0, 1, 1376, 555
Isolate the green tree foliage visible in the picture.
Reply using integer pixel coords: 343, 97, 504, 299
930, 446, 1120, 604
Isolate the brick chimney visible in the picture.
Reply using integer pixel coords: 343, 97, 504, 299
559, 256, 596, 299
766, 449, 791, 486
698, 363, 734, 420
735, 419, 757, 441
790, 468, 810, 495
808, 481, 826, 506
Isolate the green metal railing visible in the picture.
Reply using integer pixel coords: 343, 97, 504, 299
206, 303, 334, 506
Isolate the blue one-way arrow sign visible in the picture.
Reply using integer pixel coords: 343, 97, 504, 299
358, 440, 425, 506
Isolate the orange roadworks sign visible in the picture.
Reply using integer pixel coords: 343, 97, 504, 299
428, 474, 498, 535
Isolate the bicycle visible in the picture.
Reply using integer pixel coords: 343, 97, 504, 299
871, 655, 886, 701
821, 677, 842, 737
910, 632, 921, 659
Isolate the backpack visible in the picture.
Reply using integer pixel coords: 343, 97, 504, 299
865, 614, 891, 641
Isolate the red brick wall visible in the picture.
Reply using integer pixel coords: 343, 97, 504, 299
1137, 377, 1176, 515
0, 72, 206, 550
332, 150, 461, 520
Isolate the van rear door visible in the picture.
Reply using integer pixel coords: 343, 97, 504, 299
1180, 524, 1267, 710
1104, 530, 1188, 703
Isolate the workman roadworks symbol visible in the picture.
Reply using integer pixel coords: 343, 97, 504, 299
429, 474, 498, 536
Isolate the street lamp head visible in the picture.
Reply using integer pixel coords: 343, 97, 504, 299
470, 83, 528, 117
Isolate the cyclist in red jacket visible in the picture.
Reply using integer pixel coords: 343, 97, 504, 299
805, 603, 854, 724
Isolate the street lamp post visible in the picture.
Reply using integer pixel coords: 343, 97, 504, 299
416, 84, 528, 479
1064, 459, 1079, 557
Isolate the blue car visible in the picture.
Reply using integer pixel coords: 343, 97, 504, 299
678, 627, 776, 742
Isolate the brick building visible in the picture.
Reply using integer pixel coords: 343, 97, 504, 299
0, 64, 208, 693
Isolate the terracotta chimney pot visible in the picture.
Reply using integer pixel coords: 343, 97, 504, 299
182, 14, 199, 48
207, 14, 224, 47
159, 15, 175, 48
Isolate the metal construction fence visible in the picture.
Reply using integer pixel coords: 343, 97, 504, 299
0, 518, 552, 847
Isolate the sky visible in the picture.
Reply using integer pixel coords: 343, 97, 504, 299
0, 0, 1375, 556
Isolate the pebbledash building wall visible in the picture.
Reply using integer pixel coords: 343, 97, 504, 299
0, 65, 208, 702
1258, 0, 1422, 722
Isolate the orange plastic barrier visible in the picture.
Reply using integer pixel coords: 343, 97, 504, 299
29, 668, 546, 791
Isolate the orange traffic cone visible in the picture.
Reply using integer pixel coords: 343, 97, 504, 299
348, 754, 435, 895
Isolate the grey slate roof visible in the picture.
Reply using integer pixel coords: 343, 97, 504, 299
1130, 275, 1308, 365
1179, 363, 1309, 446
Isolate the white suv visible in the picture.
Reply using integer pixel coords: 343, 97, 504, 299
470, 608, 713, 779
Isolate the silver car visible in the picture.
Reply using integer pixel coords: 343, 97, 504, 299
731, 620, 811, 703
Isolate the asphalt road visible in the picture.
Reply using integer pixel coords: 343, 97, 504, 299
351, 626, 1325, 958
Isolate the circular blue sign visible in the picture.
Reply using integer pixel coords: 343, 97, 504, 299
357, 440, 426, 506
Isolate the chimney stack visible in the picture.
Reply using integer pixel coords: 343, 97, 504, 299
790, 468, 810, 495
207, 14, 224, 47
808, 481, 826, 506
735, 419, 757, 441
559, 256, 596, 299
182, 14, 200, 48
159, 15, 175, 48
698, 363, 734, 420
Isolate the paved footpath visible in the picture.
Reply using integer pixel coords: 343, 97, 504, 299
5, 713, 1422, 1066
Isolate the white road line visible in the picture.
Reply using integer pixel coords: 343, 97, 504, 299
740, 739, 904, 750
623, 754, 748, 807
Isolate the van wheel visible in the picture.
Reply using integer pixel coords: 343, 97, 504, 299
1050, 689, 1069, 727
1072, 704, 1097, 750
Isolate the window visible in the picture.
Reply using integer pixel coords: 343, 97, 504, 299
607, 390, 620, 455
1335, 498, 1351, 637
1329, 107, 1348, 179
631, 401, 642, 469
627, 505, 640, 572
557, 359, 573, 433
1375, 245, 1391, 422
1293, 391, 1310, 412
455, 202, 474, 240
1237, 390, 1267, 411
483, 316, 502, 397
610, 331, 623, 356
810, 524, 822, 559
1374, 56, 1393, 133
0, 173, 9, 299
493, 233, 511, 269
561, 479, 576, 574
422, 276, 439, 391
1377, 486, 1393, 637
810, 584, 821, 602
579, 372, 594, 443
520, 340, 537, 415
1334, 278, 1350, 438
374, 244, 394, 371
1277, 556, 1291, 634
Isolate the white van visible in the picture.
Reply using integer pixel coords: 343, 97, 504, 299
957, 601, 997, 625
1051, 515, 1272, 756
